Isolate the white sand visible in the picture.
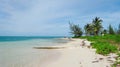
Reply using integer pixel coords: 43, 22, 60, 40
43, 39, 115, 67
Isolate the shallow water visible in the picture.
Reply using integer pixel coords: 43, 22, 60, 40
0, 37, 69, 67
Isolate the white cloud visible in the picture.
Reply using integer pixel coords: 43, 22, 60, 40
0, 0, 76, 36
0, 0, 120, 36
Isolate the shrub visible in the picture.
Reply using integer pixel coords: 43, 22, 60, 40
92, 41, 117, 55
80, 35, 119, 55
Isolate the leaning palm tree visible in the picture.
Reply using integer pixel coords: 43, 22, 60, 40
92, 17, 103, 35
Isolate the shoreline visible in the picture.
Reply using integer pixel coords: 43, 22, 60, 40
35, 38, 117, 67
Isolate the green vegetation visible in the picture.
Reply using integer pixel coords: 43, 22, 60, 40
108, 24, 115, 35
80, 34, 120, 66
69, 17, 120, 66
95, 43, 117, 55
91, 17, 103, 35
84, 23, 94, 36
69, 17, 120, 54
117, 24, 120, 34
84, 17, 103, 36
69, 23, 83, 37
80, 35, 119, 55
69, 17, 120, 37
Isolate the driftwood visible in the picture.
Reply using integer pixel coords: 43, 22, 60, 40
92, 60, 99, 63
33, 46, 66, 49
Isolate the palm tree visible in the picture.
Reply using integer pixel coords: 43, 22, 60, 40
84, 23, 94, 36
117, 24, 120, 34
84, 23, 90, 36
92, 17, 103, 35
108, 24, 115, 35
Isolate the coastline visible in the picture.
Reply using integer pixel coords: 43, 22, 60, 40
35, 38, 117, 67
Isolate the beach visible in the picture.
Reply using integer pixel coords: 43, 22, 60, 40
38, 39, 116, 67
0, 37, 117, 67
0, 37, 69, 67
1, 0, 120, 66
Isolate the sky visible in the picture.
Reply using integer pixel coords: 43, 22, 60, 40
0, 0, 120, 36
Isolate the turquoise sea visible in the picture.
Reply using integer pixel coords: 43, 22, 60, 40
0, 36, 69, 67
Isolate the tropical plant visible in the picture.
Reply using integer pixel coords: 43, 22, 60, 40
69, 23, 83, 37
102, 29, 107, 34
92, 42, 117, 55
80, 35, 118, 55
108, 24, 115, 35
92, 17, 103, 35
117, 24, 120, 34
84, 23, 94, 36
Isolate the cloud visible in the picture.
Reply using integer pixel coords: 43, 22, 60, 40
0, 0, 75, 36
0, 0, 120, 36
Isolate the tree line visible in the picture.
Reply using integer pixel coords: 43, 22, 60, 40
69, 17, 120, 37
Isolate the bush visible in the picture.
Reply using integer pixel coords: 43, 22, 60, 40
80, 35, 119, 55
92, 41, 117, 55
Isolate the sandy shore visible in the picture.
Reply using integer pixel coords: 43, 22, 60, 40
36, 39, 116, 67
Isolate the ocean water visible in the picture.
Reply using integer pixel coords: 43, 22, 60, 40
0, 36, 69, 67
